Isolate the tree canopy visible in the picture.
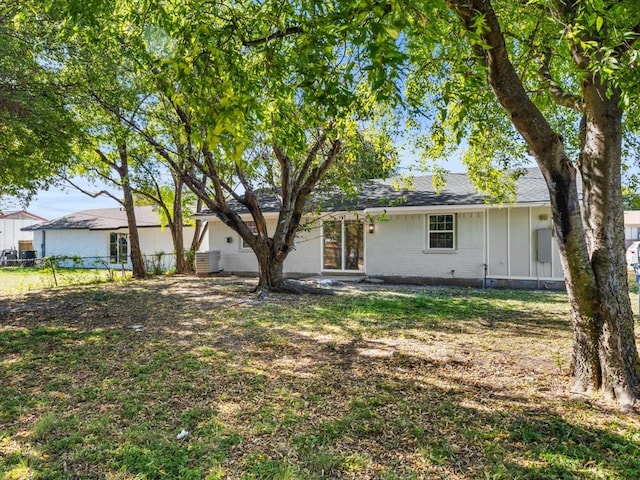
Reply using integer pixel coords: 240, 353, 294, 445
0, 4, 79, 202
46, 0, 403, 291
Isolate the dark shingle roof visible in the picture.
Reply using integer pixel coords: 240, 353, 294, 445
22, 206, 162, 231
196, 167, 552, 217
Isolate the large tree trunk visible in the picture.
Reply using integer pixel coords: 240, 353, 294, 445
121, 171, 147, 279
539, 135, 640, 410
111, 144, 147, 279
252, 239, 300, 294
171, 180, 187, 274
570, 84, 640, 407
170, 223, 186, 274
448, 0, 640, 409
188, 187, 209, 273
255, 247, 287, 292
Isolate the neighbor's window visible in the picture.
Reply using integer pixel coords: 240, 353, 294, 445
427, 214, 455, 249
241, 221, 259, 249
109, 233, 129, 263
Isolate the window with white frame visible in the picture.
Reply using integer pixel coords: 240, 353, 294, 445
109, 232, 129, 263
241, 220, 258, 249
427, 214, 455, 249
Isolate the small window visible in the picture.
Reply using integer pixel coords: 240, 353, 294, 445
109, 233, 129, 263
427, 214, 455, 250
241, 221, 259, 249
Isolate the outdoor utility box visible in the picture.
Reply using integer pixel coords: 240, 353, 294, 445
196, 250, 221, 275
536, 228, 553, 263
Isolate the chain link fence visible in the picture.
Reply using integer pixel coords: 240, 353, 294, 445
1, 253, 181, 275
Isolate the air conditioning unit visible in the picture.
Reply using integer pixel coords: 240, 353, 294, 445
195, 250, 221, 275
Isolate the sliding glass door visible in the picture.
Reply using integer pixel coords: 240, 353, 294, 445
323, 220, 364, 271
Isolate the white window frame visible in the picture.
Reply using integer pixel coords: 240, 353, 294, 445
109, 232, 129, 264
426, 214, 456, 250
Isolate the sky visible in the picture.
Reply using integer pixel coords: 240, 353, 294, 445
21, 184, 122, 221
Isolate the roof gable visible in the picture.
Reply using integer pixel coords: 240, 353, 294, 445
0, 210, 48, 222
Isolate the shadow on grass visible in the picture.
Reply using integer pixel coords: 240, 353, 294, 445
3, 278, 635, 479
291, 366, 640, 479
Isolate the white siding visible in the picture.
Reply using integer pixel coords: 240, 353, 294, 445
487, 206, 562, 281
207, 220, 259, 273
204, 206, 565, 284
138, 227, 198, 256
488, 209, 509, 276
284, 224, 323, 274
41, 230, 110, 267
0, 216, 39, 251
366, 212, 485, 279
207, 218, 322, 275
510, 208, 530, 277
529, 206, 557, 279
37, 227, 197, 269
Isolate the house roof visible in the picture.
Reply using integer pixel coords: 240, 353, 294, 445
196, 167, 553, 218
22, 206, 162, 231
0, 210, 48, 222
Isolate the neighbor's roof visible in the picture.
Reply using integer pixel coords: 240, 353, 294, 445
22, 206, 162, 231
196, 167, 553, 217
0, 210, 48, 222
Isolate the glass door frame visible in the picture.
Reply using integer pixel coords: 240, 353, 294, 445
321, 218, 365, 273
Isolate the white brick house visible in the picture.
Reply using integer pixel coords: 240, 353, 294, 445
23, 206, 202, 270
197, 168, 566, 288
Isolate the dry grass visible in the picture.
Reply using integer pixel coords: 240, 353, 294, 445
1, 276, 640, 479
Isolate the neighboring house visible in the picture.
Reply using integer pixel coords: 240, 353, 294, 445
196, 168, 566, 289
624, 211, 640, 247
0, 210, 47, 253
22, 206, 204, 270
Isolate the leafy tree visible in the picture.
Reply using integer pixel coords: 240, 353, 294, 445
406, 0, 640, 409
94, 142, 148, 278
60, 0, 402, 293
133, 172, 208, 274
65, 132, 149, 279
57, 32, 154, 279
0, 4, 79, 202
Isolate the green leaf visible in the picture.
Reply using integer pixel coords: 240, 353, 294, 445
384, 26, 399, 40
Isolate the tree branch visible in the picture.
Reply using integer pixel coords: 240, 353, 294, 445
242, 26, 304, 47
273, 145, 292, 208
62, 175, 122, 205
294, 129, 328, 188
447, 0, 564, 167
540, 50, 584, 112
281, 139, 342, 250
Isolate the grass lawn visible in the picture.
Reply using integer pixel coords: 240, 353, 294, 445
0, 267, 129, 295
2, 277, 640, 479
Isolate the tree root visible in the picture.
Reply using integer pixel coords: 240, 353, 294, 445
284, 279, 336, 295
570, 382, 638, 413
252, 279, 335, 297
